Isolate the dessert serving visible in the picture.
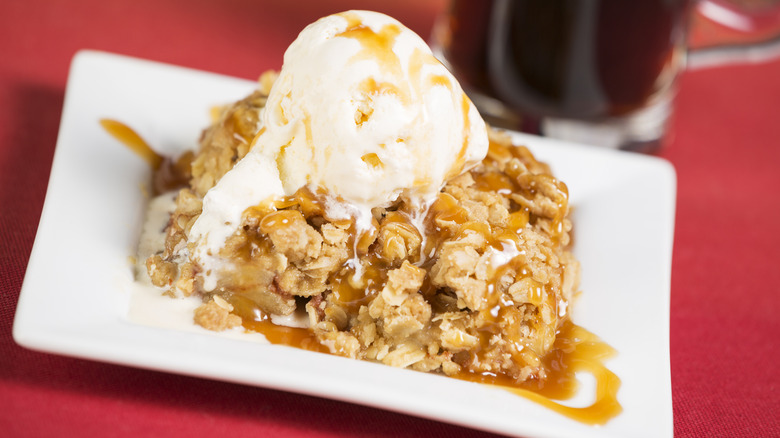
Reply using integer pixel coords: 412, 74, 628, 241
118, 10, 620, 422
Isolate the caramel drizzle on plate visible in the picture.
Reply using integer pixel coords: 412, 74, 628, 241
100, 119, 192, 195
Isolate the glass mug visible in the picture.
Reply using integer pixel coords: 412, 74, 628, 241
432, 0, 780, 151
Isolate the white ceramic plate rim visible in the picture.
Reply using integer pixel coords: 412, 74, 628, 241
13, 50, 676, 438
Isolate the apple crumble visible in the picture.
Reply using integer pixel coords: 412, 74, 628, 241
144, 73, 578, 386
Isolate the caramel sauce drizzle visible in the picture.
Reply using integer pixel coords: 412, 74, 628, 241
100, 119, 163, 169
226, 294, 329, 354
450, 92, 473, 179
276, 140, 292, 185
100, 119, 191, 195
454, 320, 622, 425
408, 47, 444, 96
357, 77, 409, 106
427, 74, 452, 89
336, 14, 402, 79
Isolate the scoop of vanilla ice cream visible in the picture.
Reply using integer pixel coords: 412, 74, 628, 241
188, 11, 488, 289
256, 10, 488, 210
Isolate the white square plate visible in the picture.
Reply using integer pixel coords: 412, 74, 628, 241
13, 50, 676, 438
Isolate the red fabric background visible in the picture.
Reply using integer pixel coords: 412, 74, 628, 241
1, 1, 778, 436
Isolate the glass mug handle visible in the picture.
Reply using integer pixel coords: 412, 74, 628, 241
688, 0, 780, 69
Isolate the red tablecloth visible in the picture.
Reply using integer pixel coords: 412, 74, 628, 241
1, 1, 778, 436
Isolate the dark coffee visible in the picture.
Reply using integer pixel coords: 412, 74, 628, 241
437, 0, 692, 120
